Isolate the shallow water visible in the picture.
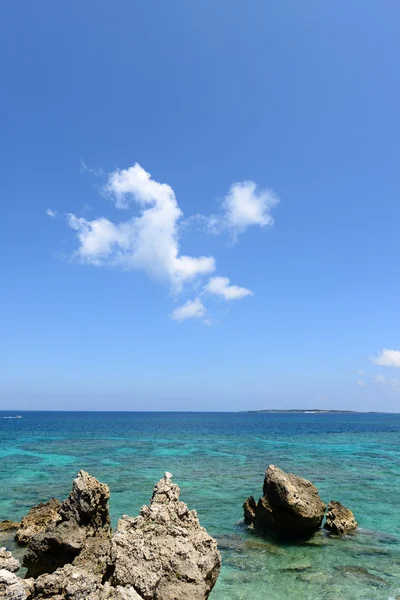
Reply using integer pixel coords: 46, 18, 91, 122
0, 411, 399, 599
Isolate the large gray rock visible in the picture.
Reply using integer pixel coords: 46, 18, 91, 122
110, 472, 221, 600
324, 500, 358, 535
15, 499, 61, 546
244, 465, 326, 536
0, 548, 20, 573
23, 471, 111, 577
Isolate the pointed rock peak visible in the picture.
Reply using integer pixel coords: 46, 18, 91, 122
60, 470, 111, 529
151, 473, 181, 505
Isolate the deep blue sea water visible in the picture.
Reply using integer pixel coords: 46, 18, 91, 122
1, 411, 400, 599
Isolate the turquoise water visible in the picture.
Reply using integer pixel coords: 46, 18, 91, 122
1, 411, 400, 599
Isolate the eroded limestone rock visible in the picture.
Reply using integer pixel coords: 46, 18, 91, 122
3, 471, 219, 600
0, 569, 28, 600
15, 499, 61, 546
0, 522, 19, 534
23, 471, 111, 578
0, 548, 20, 573
324, 500, 358, 535
110, 472, 221, 600
244, 465, 326, 537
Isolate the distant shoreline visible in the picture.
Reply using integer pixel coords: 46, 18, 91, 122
246, 409, 383, 414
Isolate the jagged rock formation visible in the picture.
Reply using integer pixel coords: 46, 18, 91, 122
110, 472, 221, 600
324, 500, 358, 535
23, 471, 111, 578
15, 499, 61, 546
244, 465, 326, 537
0, 548, 20, 573
1, 471, 220, 600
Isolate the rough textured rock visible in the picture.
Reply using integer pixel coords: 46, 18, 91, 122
243, 465, 326, 536
0, 522, 19, 534
0, 569, 28, 600
324, 500, 358, 535
23, 471, 111, 578
26, 565, 144, 599
0, 548, 20, 573
110, 472, 221, 600
15, 500, 61, 546
72, 529, 112, 581
243, 496, 257, 525
3, 471, 219, 599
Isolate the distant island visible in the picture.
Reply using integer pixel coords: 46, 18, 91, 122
247, 409, 378, 414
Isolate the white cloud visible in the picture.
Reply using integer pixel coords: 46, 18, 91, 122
356, 379, 366, 387
204, 276, 253, 300
371, 348, 400, 368
68, 163, 215, 290
65, 162, 278, 320
203, 181, 279, 238
170, 298, 206, 321
357, 369, 364, 375
46, 209, 56, 217
373, 375, 386, 383
224, 181, 279, 231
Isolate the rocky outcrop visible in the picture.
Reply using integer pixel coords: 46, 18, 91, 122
0, 569, 28, 600
0, 471, 219, 600
28, 564, 144, 599
0, 548, 20, 573
23, 471, 111, 578
244, 465, 326, 537
324, 500, 358, 535
15, 499, 61, 546
0, 522, 19, 533
110, 472, 221, 600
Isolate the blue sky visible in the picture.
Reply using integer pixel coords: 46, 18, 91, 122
1, 1, 399, 411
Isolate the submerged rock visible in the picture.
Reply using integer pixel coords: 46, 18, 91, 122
0, 548, 20, 573
324, 501, 357, 535
23, 471, 111, 578
336, 565, 388, 587
244, 465, 326, 537
15, 499, 61, 546
297, 570, 333, 584
110, 472, 221, 600
279, 560, 312, 572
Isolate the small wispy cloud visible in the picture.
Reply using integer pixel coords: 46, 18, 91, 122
46, 209, 56, 217
204, 276, 253, 300
170, 298, 207, 322
356, 379, 366, 387
80, 159, 104, 177
373, 374, 400, 389
371, 348, 400, 368
357, 369, 364, 375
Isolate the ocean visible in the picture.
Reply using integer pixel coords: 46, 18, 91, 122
0, 410, 399, 599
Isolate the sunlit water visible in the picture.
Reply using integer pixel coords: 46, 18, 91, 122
0, 411, 399, 599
